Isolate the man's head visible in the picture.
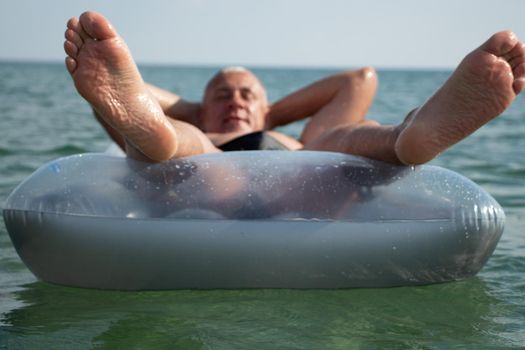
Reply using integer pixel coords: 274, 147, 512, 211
200, 67, 268, 133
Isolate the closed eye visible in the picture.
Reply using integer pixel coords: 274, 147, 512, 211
241, 88, 256, 101
214, 88, 232, 100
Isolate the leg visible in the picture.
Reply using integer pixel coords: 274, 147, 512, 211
307, 31, 525, 165
64, 11, 217, 162
395, 31, 525, 164
92, 108, 126, 150
299, 67, 378, 144
266, 68, 378, 144
303, 122, 403, 164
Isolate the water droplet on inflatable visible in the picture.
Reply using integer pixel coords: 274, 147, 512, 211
49, 163, 61, 174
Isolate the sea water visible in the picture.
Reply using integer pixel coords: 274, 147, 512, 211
0, 61, 524, 349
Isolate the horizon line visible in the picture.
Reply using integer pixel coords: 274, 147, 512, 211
0, 57, 456, 72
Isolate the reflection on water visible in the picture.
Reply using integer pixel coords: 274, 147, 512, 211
0, 278, 511, 349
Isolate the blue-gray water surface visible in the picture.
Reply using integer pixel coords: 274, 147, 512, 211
1, 61, 524, 349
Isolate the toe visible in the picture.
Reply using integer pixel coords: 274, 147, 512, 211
66, 17, 78, 30
79, 11, 117, 41
513, 77, 525, 94
65, 57, 77, 74
64, 40, 78, 58
481, 31, 519, 56
506, 42, 525, 70
65, 29, 83, 48
67, 16, 89, 42
504, 41, 525, 58
512, 61, 525, 79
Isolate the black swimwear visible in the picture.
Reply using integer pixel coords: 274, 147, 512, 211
218, 131, 290, 151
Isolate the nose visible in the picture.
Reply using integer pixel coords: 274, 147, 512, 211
227, 91, 244, 109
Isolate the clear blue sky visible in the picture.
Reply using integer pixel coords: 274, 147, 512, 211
1, 0, 525, 69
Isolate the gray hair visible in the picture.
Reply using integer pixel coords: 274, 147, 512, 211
219, 66, 249, 74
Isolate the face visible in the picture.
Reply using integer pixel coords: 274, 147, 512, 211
200, 71, 268, 133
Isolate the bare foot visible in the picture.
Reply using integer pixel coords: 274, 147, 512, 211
395, 31, 525, 164
63, 11, 177, 161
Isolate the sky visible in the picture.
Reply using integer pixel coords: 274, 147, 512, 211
1, 0, 525, 69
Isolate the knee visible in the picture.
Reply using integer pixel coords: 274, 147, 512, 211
358, 66, 377, 79
340, 66, 377, 88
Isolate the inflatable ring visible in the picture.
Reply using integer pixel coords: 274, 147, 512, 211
3, 151, 504, 290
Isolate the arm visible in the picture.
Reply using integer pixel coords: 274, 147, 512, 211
145, 83, 201, 127
265, 67, 377, 144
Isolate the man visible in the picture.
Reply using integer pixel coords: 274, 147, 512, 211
64, 11, 525, 164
